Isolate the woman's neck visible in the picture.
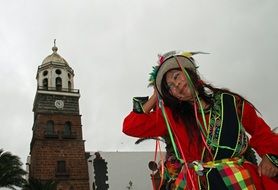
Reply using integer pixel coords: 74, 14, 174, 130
189, 98, 210, 110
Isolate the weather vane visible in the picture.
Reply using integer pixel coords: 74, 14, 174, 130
52, 39, 58, 53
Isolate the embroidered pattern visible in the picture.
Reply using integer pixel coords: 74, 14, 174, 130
233, 96, 249, 157
206, 92, 222, 155
132, 96, 148, 113
266, 154, 278, 167
200, 93, 254, 190
205, 93, 249, 158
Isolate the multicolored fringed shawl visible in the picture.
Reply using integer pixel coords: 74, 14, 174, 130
202, 157, 255, 190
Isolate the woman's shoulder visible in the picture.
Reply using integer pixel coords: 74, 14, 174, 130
212, 91, 244, 109
212, 91, 246, 117
213, 91, 243, 101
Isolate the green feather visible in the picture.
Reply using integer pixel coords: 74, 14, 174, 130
148, 66, 159, 87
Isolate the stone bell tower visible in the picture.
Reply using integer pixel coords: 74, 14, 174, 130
29, 41, 90, 190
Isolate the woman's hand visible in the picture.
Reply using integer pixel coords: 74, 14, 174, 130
143, 90, 157, 113
258, 155, 278, 178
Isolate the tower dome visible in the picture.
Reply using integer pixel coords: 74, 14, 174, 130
42, 43, 68, 65
36, 40, 75, 92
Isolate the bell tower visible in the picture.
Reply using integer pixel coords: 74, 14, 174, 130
29, 41, 90, 190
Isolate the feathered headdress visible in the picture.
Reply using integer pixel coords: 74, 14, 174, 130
148, 51, 208, 90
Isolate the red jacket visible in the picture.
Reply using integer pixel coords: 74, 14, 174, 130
123, 98, 278, 189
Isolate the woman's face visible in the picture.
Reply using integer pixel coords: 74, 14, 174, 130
165, 69, 194, 101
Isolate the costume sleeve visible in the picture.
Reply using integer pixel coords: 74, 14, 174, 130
122, 109, 168, 138
242, 101, 278, 156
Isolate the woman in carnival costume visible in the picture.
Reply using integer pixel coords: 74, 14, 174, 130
122, 51, 278, 190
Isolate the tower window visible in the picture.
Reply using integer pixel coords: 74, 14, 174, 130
43, 70, 48, 76
68, 73, 71, 79
62, 121, 76, 139
64, 121, 72, 136
56, 77, 62, 91
45, 120, 54, 134
43, 78, 48, 89
68, 81, 72, 91
56, 160, 69, 177
55, 69, 62, 75
44, 120, 58, 138
57, 160, 66, 173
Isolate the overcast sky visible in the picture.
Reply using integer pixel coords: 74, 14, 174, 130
0, 0, 278, 165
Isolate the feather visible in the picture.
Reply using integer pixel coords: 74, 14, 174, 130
135, 137, 165, 144
148, 65, 159, 87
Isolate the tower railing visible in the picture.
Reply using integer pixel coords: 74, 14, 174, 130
44, 131, 59, 139
61, 131, 77, 139
37, 86, 79, 93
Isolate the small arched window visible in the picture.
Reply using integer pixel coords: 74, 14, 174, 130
43, 78, 48, 89
56, 77, 62, 91
43, 70, 48, 76
68, 81, 72, 91
64, 121, 72, 136
46, 120, 54, 135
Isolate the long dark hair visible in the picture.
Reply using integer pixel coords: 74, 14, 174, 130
160, 68, 255, 143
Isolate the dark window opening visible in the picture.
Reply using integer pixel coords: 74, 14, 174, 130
43, 78, 48, 89
46, 120, 54, 134
44, 120, 58, 138
56, 77, 62, 91
64, 121, 72, 136
56, 160, 69, 177
62, 121, 76, 139
55, 69, 62, 75
68, 81, 72, 91
57, 161, 66, 173
43, 70, 48, 76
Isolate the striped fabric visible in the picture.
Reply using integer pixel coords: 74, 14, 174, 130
217, 164, 255, 190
